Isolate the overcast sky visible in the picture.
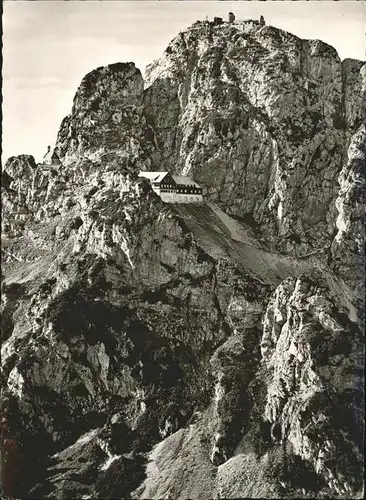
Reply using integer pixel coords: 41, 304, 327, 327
2, 1, 365, 164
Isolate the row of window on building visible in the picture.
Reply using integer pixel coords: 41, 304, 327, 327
160, 186, 202, 194
176, 188, 202, 194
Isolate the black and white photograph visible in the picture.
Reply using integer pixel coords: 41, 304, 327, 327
1, 0, 365, 498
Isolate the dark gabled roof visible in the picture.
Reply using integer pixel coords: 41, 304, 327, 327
172, 175, 201, 188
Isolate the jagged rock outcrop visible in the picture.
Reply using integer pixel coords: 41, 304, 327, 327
262, 274, 364, 496
1, 155, 38, 236
331, 123, 365, 306
56, 62, 155, 168
1, 154, 76, 240
1, 19, 364, 500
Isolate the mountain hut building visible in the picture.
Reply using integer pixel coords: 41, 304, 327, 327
138, 171, 203, 203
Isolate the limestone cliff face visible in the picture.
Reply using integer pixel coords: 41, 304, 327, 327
262, 274, 363, 496
145, 22, 365, 258
1, 20, 364, 500
331, 123, 365, 303
329, 59, 365, 304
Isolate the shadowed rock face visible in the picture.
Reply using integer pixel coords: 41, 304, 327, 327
1, 21, 364, 500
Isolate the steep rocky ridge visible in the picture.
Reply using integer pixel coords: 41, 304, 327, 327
144, 22, 365, 264
1, 20, 364, 500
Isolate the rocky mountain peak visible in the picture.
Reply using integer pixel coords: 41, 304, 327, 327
1, 19, 364, 500
143, 20, 364, 266
56, 61, 153, 168
73, 62, 143, 112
